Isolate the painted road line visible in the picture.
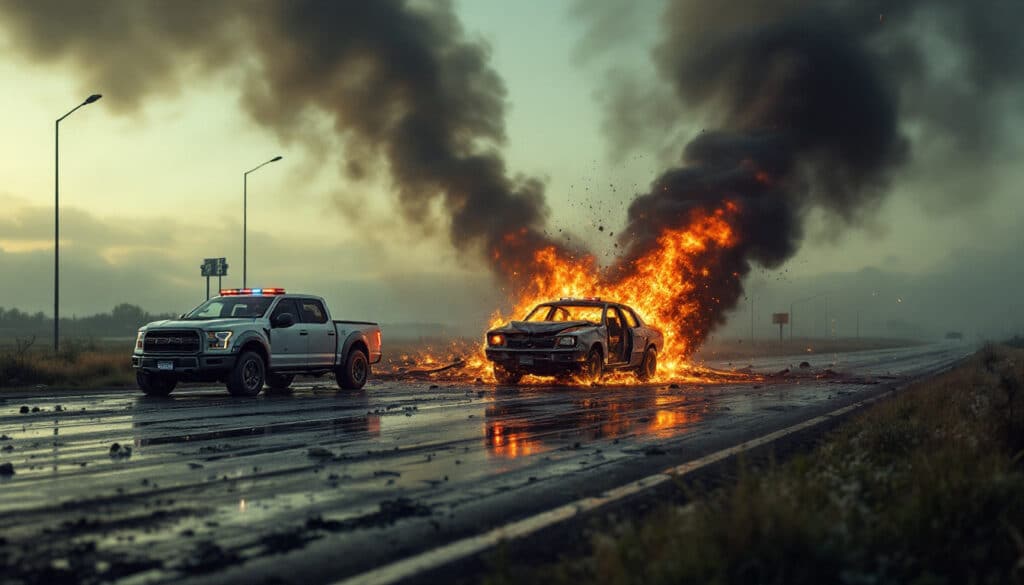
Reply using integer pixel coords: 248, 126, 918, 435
332, 387, 904, 585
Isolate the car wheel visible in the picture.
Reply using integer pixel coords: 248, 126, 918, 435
227, 351, 266, 397
337, 349, 369, 390
583, 348, 604, 383
493, 364, 522, 385
137, 371, 177, 397
266, 373, 295, 392
636, 346, 658, 382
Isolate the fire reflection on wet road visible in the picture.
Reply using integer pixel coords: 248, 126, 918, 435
0, 343, 968, 585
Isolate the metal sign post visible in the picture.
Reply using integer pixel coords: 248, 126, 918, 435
201, 258, 229, 299
772, 312, 790, 343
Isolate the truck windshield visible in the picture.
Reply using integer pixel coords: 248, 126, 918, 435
524, 304, 604, 325
182, 297, 275, 320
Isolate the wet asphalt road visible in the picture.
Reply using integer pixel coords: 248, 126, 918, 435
0, 343, 969, 585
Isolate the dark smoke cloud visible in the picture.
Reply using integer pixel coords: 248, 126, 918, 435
0, 0, 569, 284
610, 0, 1024, 344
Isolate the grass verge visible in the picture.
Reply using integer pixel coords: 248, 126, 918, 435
489, 344, 1024, 585
0, 338, 134, 388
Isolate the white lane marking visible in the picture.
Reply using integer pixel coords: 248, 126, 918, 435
332, 385, 908, 585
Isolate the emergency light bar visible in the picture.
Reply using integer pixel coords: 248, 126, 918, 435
559, 296, 602, 301
219, 288, 286, 296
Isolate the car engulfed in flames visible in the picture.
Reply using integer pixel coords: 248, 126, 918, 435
485, 298, 664, 384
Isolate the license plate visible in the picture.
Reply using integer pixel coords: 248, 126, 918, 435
157, 360, 174, 371
518, 356, 534, 366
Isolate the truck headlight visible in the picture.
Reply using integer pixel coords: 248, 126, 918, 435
135, 331, 144, 351
556, 336, 577, 348
207, 331, 233, 350
488, 333, 506, 347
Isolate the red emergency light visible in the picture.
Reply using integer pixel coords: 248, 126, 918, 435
219, 288, 286, 296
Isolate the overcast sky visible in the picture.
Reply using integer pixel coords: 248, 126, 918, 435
0, 1, 1022, 339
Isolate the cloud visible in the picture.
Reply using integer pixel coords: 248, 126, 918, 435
0, 198, 500, 330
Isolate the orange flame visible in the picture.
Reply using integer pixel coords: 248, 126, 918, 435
486, 203, 740, 380
380, 203, 748, 385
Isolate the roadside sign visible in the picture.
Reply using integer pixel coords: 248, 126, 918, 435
202, 258, 229, 277
201, 257, 229, 299
772, 312, 789, 343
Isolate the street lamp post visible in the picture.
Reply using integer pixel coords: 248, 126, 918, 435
789, 292, 829, 341
243, 156, 282, 288
55, 94, 102, 352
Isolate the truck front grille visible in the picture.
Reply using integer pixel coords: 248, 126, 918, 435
143, 330, 201, 353
506, 335, 557, 350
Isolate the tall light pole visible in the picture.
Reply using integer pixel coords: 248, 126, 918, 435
243, 156, 282, 288
55, 94, 102, 352
789, 292, 829, 341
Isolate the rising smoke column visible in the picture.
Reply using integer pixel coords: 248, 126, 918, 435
607, 0, 1024, 349
0, 0, 570, 287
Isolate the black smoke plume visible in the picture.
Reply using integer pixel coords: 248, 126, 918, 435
0, 0, 568, 285
609, 0, 1024, 346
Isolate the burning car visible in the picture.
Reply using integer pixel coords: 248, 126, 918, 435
484, 298, 664, 384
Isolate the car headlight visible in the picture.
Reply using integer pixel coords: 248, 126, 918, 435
556, 336, 577, 348
207, 331, 233, 350
488, 333, 506, 347
135, 331, 145, 351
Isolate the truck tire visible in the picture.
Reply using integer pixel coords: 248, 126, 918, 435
493, 364, 522, 385
266, 373, 295, 392
137, 371, 177, 397
227, 351, 266, 397
337, 349, 369, 390
635, 346, 657, 382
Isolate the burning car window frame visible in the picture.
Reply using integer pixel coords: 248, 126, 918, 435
523, 303, 606, 325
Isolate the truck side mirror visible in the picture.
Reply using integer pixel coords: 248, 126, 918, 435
273, 313, 295, 328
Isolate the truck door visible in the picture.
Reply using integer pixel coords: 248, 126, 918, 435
269, 299, 306, 369
297, 298, 335, 368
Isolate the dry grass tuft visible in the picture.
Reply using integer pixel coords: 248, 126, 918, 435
0, 338, 134, 388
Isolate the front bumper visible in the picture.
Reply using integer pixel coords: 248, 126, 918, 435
132, 353, 236, 381
485, 347, 588, 375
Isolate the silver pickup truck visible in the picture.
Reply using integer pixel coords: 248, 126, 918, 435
132, 288, 382, 397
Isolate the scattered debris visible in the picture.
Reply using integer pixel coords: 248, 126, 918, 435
179, 541, 241, 574
374, 470, 401, 477
643, 446, 667, 456
109, 443, 132, 459
31, 406, 41, 413
188, 462, 204, 469
55, 405, 64, 412
260, 529, 315, 554
307, 447, 333, 458
0, 462, 14, 476
799, 361, 811, 369
19, 406, 29, 414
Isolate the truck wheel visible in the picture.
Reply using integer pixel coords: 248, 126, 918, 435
582, 348, 604, 383
635, 346, 658, 382
137, 371, 177, 397
227, 351, 266, 397
266, 373, 295, 392
337, 349, 369, 390
493, 364, 522, 385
